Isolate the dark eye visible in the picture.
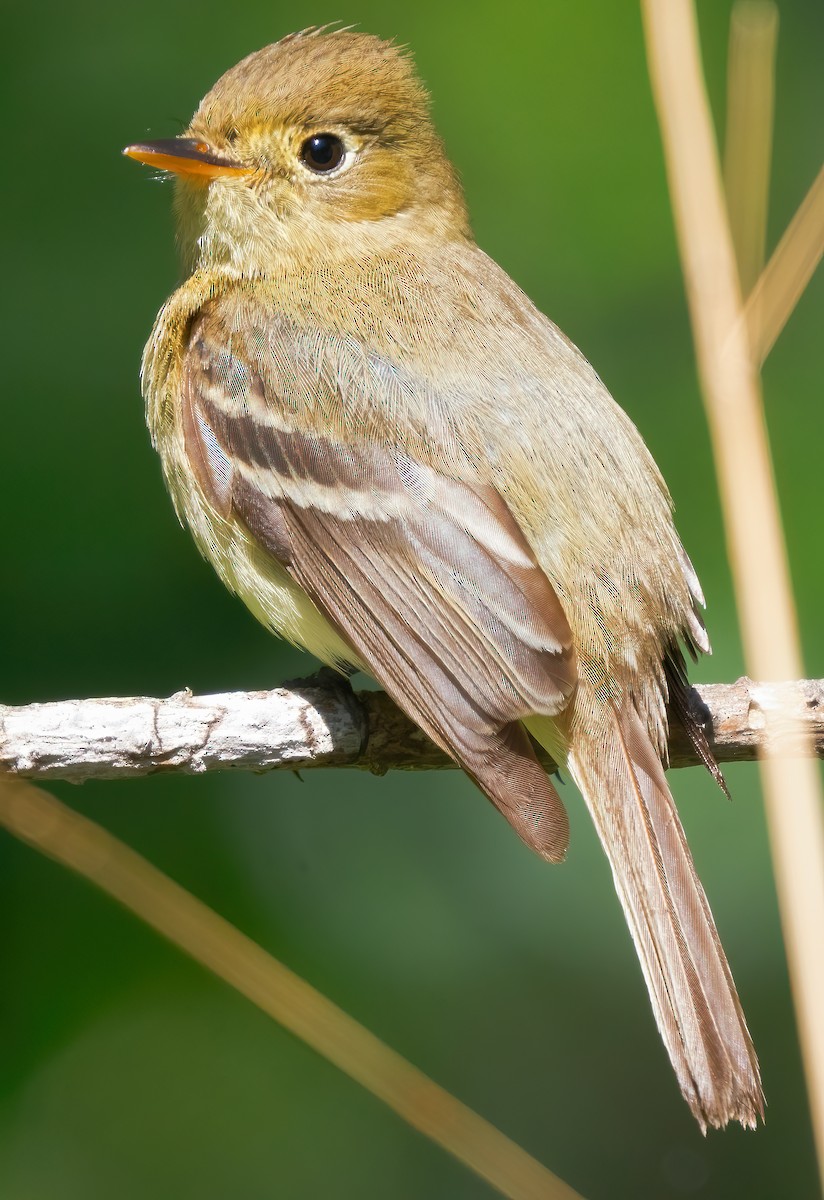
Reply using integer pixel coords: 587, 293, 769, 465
300, 133, 346, 173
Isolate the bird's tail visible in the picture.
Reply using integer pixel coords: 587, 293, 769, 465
532, 694, 763, 1130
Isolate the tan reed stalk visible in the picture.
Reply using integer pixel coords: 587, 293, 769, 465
724, 1, 778, 293
0, 777, 583, 1200
744, 163, 824, 366
641, 0, 824, 1186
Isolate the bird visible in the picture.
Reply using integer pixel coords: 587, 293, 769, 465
124, 27, 763, 1130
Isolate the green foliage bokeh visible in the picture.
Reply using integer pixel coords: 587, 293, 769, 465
1, 1, 822, 1196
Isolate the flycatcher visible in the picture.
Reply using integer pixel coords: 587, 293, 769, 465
125, 28, 762, 1130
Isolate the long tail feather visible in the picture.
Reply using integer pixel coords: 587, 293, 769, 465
562, 696, 763, 1130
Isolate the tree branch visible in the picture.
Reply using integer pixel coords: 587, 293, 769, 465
1, 676, 822, 785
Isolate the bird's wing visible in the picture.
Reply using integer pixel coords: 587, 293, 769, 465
180, 310, 577, 861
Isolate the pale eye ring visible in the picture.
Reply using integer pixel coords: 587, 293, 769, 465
300, 133, 346, 174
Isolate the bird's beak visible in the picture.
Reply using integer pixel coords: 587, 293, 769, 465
122, 137, 252, 180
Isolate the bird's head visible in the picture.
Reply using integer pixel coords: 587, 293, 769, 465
125, 29, 470, 275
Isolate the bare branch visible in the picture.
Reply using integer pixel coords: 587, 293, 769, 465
1, 676, 821, 785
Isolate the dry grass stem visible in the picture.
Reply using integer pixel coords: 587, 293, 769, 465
744, 163, 824, 365
724, 1, 778, 293
0, 777, 583, 1200
642, 0, 824, 1186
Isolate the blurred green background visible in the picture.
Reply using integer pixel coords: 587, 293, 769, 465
2, 0, 822, 1196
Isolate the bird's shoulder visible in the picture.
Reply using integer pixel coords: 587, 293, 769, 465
160, 243, 614, 452
171, 240, 586, 378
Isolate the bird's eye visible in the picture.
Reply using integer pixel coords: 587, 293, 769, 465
300, 133, 346, 174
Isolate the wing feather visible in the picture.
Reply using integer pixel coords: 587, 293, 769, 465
183, 314, 577, 861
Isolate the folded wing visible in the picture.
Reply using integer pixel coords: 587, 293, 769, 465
181, 314, 577, 860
